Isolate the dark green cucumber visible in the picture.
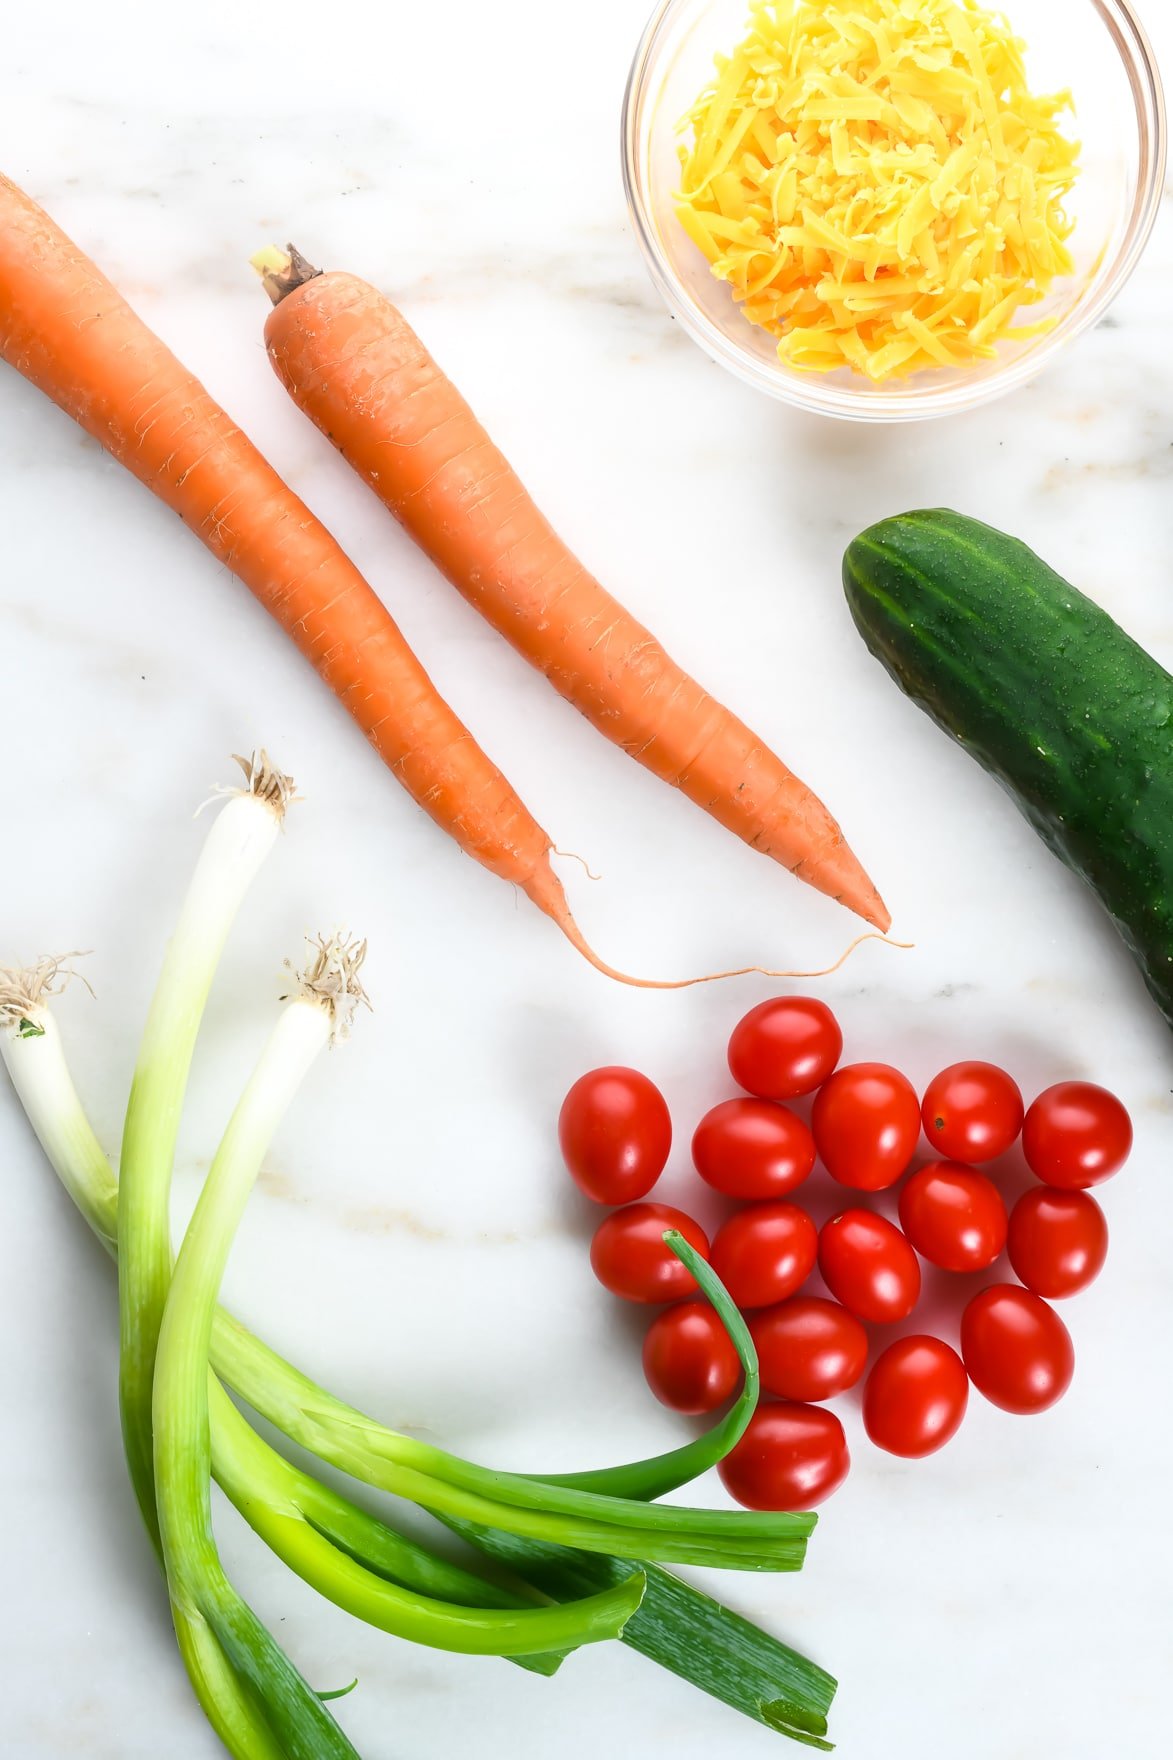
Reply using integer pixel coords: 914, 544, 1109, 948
843, 508, 1173, 1029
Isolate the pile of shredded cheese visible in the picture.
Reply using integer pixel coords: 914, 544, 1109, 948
676, 0, 1079, 380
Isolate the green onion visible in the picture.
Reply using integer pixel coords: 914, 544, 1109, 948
169, 1615, 286, 1760
0, 985, 599, 1670
0, 956, 119, 1256
153, 937, 368, 1759
118, 751, 295, 1546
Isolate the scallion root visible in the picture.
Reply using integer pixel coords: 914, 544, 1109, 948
0, 952, 91, 1028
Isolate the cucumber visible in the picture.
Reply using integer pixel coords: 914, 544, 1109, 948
843, 508, 1173, 1029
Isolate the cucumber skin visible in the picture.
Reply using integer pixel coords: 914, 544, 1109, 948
843, 508, 1173, 1029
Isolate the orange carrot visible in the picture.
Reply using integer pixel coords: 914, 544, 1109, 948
0, 180, 889, 988
0, 174, 578, 938
254, 249, 890, 933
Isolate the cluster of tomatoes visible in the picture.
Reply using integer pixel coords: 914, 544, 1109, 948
558, 996, 1132, 1512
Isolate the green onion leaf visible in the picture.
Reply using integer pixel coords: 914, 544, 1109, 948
445, 1523, 836, 1748
317, 1679, 359, 1703
533, 1232, 761, 1500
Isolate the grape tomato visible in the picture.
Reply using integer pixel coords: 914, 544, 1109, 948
863, 1336, 969, 1458
897, 1161, 1008, 1273
728, 996, 843, 1100
811, 1062, 921, 1191
1022, 1082, 1132, 1190
818, 1209, 921, 1323
692, 1098, 815, 1200
710, 1203, 818, 1310
559, 1066, 671, 1205
1007, 1187, 1108, 1298
961, 1284, 1074, 1414
589, 1203, 709, 1304
748, 1296, 868, 1403
642, 1300, 742, 1414
718, 1402, 850, 1511
921, 1061, 1023, 1164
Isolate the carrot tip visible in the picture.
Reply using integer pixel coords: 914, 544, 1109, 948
866, 899, 893, 935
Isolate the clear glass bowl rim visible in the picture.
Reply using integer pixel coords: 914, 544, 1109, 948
621, 0, 1168, 422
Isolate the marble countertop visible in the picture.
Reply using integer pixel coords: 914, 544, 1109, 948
2, 2, 1172, 1755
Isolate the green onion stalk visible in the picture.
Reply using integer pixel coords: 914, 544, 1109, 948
154, 934, 370, 1758
118, 750, 297, 1549
2, 974, 835, 1746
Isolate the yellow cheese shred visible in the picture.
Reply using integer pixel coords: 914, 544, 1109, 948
676, 0, 1079, 381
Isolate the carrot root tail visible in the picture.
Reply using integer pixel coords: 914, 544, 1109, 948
552, 847, 603, 883
524, 859, 909, 990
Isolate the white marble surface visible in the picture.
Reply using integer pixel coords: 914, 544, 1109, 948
2, 2, 1172, 1755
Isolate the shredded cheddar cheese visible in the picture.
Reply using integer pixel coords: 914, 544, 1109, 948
676, 0, 1079, 380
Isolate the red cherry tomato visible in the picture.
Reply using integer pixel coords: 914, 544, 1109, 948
818, 1209, 921, 1323
748, 1296, 868, 1402
921, 1061, 1024, 1164
1022, 1082, 1132, 1190
1007, 1187, 1108, 1299
559, 1066, 672, 1205
960, 1284, 1074, 1414
863, 1336, 969, 1458
642, 1300, 742, 1414
710, 1202, 818, 1310
728, 996, 843, 1100
811, 1063, 920, 1191
718, 1402, 850, 1510
641, 1302, 739, 1422
589, 1203, 709, 1304
897, 1161, 1008, 1272
692, 1098, 816, 1200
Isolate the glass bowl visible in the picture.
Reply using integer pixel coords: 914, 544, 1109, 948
622, 0, 1166, 421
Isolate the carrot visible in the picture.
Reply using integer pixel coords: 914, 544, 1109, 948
0, 173, 579, 943
252, 247, 890, 933
0, 179, 892, 988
